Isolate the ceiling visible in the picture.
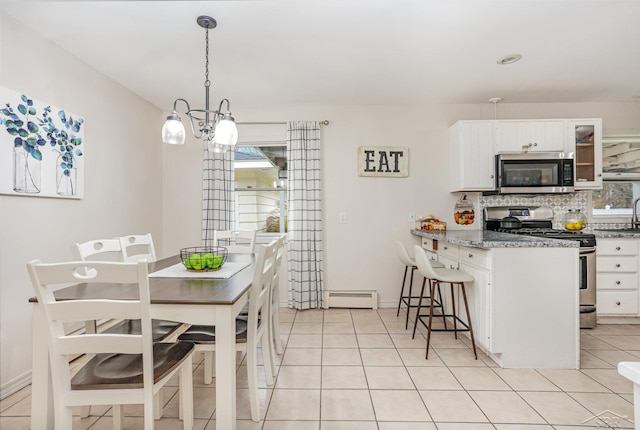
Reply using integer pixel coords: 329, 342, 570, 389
1, 0, 640, 112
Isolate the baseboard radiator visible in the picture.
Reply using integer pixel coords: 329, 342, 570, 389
323, 290, 378, 309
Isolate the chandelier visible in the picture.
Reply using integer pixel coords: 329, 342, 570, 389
161, 15, 238, 153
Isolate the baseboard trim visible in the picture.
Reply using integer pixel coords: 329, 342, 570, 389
1, 370, 31, 400
278, 300, 397, 309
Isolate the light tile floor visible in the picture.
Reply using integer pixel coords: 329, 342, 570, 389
2, 307, 639, 429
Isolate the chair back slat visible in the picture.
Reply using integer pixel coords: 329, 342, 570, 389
31, 260, 143, 285
214, 230, 257, 254
71, 238, 124, 262
48, 300, 142, 323
119, 233, 157, 263
57, 334, 143, 355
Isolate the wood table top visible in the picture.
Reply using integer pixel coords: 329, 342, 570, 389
30, 254, 255, 305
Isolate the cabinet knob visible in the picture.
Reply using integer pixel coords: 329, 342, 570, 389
468, 253, 473, 258
616, 281, 621, 285
597, 173, 602, 177
490, 175, 494, 179
616, 301, 621, 306
616, 264, 621, 268
616, 246, 621, 251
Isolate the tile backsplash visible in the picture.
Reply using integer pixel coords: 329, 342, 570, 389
480, 192, 588, 229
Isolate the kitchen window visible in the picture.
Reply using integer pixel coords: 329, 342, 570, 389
234, 144, 288, 234
591, 135, 640, 222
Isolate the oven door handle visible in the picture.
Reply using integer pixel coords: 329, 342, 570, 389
580, 246, 596, 254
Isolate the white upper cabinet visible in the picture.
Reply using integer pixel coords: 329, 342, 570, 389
449, 118, 603, 192
494, 120, 566, 153
449, 121, 495, 192
566, 119, 602, 190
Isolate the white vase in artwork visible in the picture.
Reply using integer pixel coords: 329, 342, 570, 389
13, 146, 41, 194
56, 154, 77, 196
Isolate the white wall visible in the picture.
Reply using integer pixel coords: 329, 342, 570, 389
162, 102, 640, 311
0, 14, 164, 397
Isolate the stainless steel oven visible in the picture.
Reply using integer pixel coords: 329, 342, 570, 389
579, 246, 597, 328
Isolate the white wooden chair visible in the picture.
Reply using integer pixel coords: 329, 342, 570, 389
26, 260, 194, 430
213, 230, 257, 254
71, 237, 181, 419
267, 235, 287, 376
177, 239, 278, 422
71, 238, 180, 343
119, 233, 157, 263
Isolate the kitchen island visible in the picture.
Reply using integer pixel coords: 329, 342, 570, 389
411, 229, 580, 369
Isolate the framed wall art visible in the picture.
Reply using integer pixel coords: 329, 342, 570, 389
357, 146, 408, 177
0, 86, 85, 199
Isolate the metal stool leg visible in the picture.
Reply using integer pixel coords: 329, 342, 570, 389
397, 266, 409, 316
459, 282, 478, 359
404, 267, 416, 329
412, 277, 428, 339
425, 280, 438, 359
450, 283, 458, 339
437, 284, 447, 330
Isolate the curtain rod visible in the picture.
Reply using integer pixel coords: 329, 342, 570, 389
237, 120, 330, 126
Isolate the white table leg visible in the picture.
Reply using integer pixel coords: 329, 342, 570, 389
215, 305, 237, 430
633, 383, 640, 430
31, 304, 53, 430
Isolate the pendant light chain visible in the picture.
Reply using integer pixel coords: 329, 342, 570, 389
204, 26, 211, 89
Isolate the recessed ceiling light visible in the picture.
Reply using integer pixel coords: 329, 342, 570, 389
497, 54, 523, 65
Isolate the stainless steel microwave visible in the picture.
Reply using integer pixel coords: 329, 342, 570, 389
495, 152, 574, 194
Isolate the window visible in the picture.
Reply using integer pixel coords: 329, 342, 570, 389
234, 144, 287, 233
592, 135, 640, 220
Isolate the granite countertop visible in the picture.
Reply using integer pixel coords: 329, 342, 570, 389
411, 229, 579, 248
590, 230, 640, 239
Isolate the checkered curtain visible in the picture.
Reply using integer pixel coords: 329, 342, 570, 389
287, 121, 324, 309
202, 146, 235, 246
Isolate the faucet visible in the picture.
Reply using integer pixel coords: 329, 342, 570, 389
633, 197, 640, 229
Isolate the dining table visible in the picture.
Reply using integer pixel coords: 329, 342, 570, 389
30, 253, 255, 430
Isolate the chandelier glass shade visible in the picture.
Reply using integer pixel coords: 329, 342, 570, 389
162, 15, 238, 151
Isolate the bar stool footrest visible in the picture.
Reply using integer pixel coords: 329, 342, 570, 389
401, 296, 442, 308
417, 314, 470, 333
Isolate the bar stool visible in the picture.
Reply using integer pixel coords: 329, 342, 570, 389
412, 245, 477, 359
395, 241, 444, 329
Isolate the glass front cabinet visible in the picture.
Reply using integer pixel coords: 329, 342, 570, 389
566, 119, 603, 190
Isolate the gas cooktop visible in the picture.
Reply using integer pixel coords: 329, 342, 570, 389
484, 206, 596, 248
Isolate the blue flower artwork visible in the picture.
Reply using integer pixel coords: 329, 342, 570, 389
0, 86, 85, 198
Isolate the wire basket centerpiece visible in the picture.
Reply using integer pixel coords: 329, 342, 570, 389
180, 246, 228, 271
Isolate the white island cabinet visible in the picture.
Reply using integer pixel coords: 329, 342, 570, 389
418, 231, 579, 369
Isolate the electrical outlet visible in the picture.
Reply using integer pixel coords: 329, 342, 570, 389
339, 212, 347, 224
409, 212, 416, 222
